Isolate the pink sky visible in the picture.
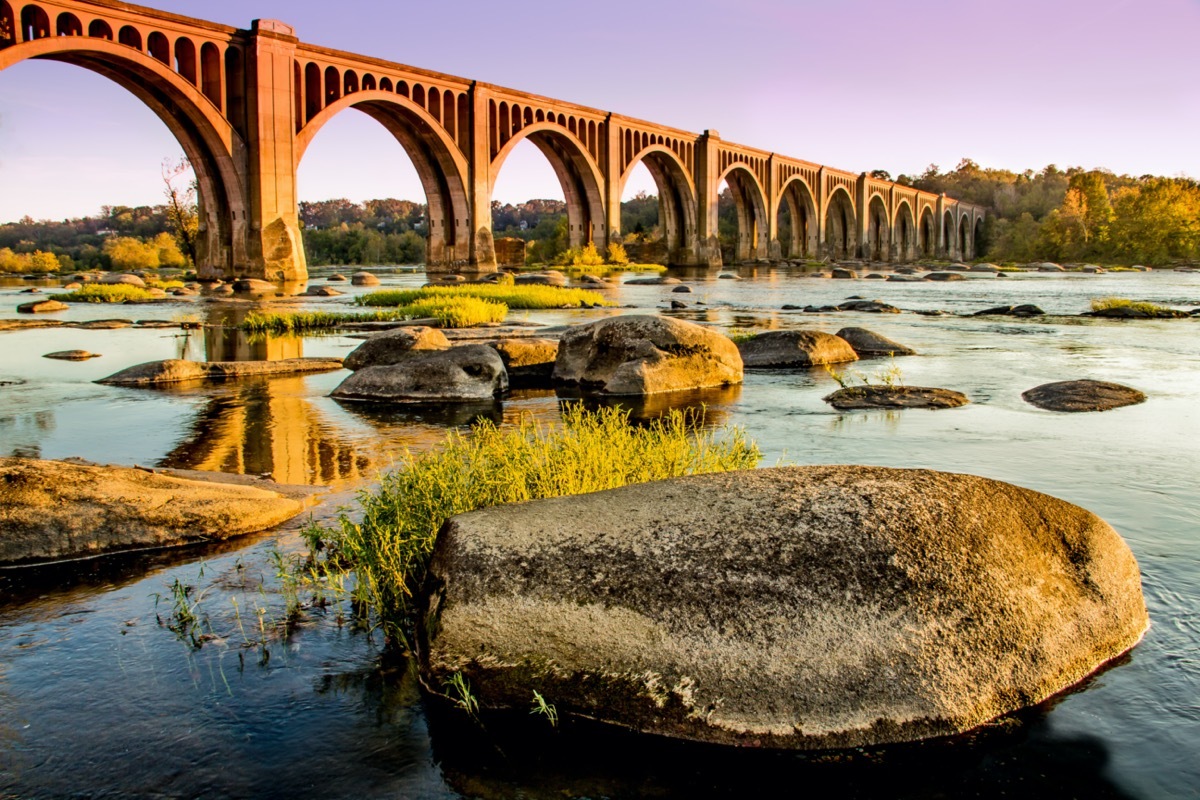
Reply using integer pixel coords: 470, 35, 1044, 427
1, 0, 1197, 222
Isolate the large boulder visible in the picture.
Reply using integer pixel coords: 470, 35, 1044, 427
343, 326, 451, 371
553, 315, 742, 395
738, 330, 858, 368
419, 466, 1148, 750
100, 273, 146, 288
331, 345, 508, 402
0, 458, 311, 565
1022, 380, 1147, 412
488, 338, 559, 387
835, 327, 916, 357
16, 299, 68, 314
924, 272, 965, 282
515, 271, 568, 287
98, 357, 344, 386
351, 271, 381, 286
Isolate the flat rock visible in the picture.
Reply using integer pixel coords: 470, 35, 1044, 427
489, 338, 559, 387
974, 304, 1045, 317
17, 299, 68, 314
331, 345, 507, 402
1088, 306, 1187, 319
824, 385, 968, 409
98, 357, 344, 386
624, 276, 682, 286
71, 319, 132, 329
231, 278, 278, 294
305, 285, 343, 296
0, 458, 312, 565
924, 272, 965, 282
515, 272, 568, 287
343, 326, 451, 370
553, 315, 742, 395
835, 327, 916, 357
738, 330, 858, 368
0, 319, 64, 331
419, 466, 1148, 750
43, 350, 99, 361
837, 299, 900, 313
1021, 380, 1147, 412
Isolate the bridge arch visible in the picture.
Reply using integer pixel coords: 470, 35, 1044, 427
942, 210, 957, 260
296, 89, 472, 267
619, 144, 697, 264
492, 121, 606, 251
0, 34, 247, 274
959, 212, 972, 259
866, 193, 890, 262
776, 176, 818, 259
973, 217, 985, 261
824, 186, 857, 260
718, 163, 768, 262
893, 200, 916, 262
918, 206, 935, 258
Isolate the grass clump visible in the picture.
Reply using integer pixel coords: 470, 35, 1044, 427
242, 297, 507, 334
52, 284, 158, 303
357, 283, 609, 310
1090, 297, 1170, 314
305, 405, 760, 637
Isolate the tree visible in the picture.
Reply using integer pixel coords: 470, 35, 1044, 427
162, 157, 198, 266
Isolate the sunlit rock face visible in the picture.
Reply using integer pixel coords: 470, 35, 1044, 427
420, 466, 1149, 750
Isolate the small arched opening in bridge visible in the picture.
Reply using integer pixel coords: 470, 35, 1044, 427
1, 2, 15, 46
824, 187, 857, 260
620, 145, 697, 266
918, 207, 935, 258
942, 210, 957, 260
894, 201, 915, 262
775, 178, 818, 260
55, 12, 82, 37
959, 213, 971, 260
20, 5, 49, 40
295, 85, 472, 271
117, 25, 140, 50
717, 165, 768, 264
87, 19, 112, 40
0, 35, 247, 276
866, 194, 890, 262
490, 118, 607, 259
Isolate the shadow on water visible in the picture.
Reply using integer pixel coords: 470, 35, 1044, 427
558, 383, 743, 426
427, 660, 1137, 800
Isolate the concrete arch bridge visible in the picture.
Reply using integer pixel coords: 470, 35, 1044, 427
0, 0, 986, 280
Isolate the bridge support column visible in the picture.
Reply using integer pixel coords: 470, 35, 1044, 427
695, 130, 724, 268
936, 194, 950, 260
466, 84, 497, 273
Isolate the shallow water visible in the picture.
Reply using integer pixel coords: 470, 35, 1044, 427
1, 267, 1198, 798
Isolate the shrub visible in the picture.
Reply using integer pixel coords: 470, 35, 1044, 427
357, 283, 609, 309
52, 284, 158, 303
0, 248, 66, 274
606, 242, 629, 266
305, 405, 761, 630
556, 242, 606, 267
1090, 297, 1176, 314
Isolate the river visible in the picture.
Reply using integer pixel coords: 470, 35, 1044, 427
1, 266, 1197, 798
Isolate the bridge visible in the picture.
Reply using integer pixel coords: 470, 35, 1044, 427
0, 0, 986, 281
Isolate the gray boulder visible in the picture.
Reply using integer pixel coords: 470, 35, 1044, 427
100, 273, 146, 288
332, 345, 508, 402
419, 466, 1148, 750
824, 385, 968, 410
924, 272, 965, 282
515, 271, 568, 287
553, 315, 742, 395
738, 330, 858, 368
343, 326, 451, 371
98, 357, 344, 386
835, 327, 916, 357
1021, 380, 1147, 412
831, 268, 858, 279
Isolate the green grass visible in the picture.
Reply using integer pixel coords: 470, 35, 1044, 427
725, 328, 760, 344
357, 283, 611, 310
52, 284, 159, 303
242, 297, 507, 334
304, 405, 761, 635
1090, 297, 1176, 315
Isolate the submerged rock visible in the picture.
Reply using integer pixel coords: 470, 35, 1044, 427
0, 458, 311, 565
553, 315, 742, 395
419, 466, 1148, 750
824, 385, 968, 409
834, 327, 916, 357
98, 357, 344, 386
737, 330, 858, 368
924, 272, 965, 282
836, 299, 900, 313
332, 345, 508, 402
43, 350, 99, 361
1021, 380, 1147, 412
343, 326, 451, 371
974, 304, 1045, 317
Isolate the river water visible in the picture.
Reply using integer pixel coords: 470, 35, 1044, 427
0, 267, 1197, 798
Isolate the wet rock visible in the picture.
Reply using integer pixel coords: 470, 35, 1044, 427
98, 357, 344, 386
672, 285, 693, 293
19, 288, 41, 294
0, 458, 312, 565
831, 268, 858, 279
71, 319, 132, 330
717, 273, 740, 280
670, 300, 688, 309
887, 275, 923, 282
211, 284, 235, 295
304, 285, 343, 297
837, 299, 900, 313
865, 273, 886, 280
327, 274, 347, 282
343, 326, 451, 370
43, 350, 99, 361
516, 271, 568, 287
1081, 265, 1106, 274
419, 466, 1148, 750
100, 273, 147, 288
946, 263, 970, 271
835, 327, 916, 357
895, 267, 918, 275
171, 288, 199, 296
624, 276, 681, 285
738, 330, 858, 368
554, 315, 742, 395
231, 278, 278, 295
824, 385, 968, 410
974, 304, 1046, 317
580, 274, 606, 285
802, 305, 841, 313
970, 263, 1000, 273
1021, 380, 1147, 412
1035, 262, 1065, 272
489, 338, 559, 387
1087, 306, 1188, 319
62, 282, 83, 290
0, 319, 64, 331
17, 299, 68, 314
331, 345, 508, 402
351, 271, 381, 286
924, 272, 966, 281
